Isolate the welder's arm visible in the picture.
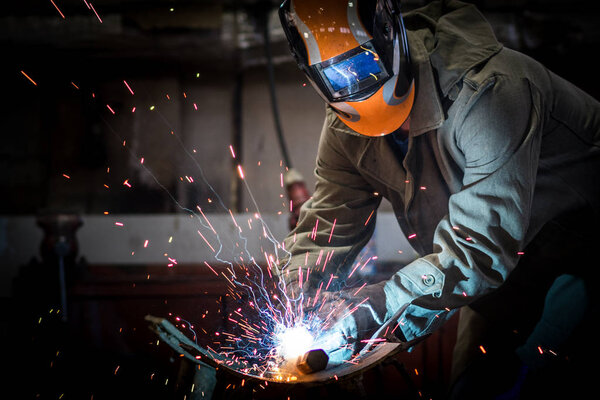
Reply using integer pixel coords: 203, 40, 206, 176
278, 114, 381, 296
316, 78, 543, 360
382, 77, 543, 342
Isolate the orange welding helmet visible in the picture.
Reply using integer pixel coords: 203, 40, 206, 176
279, 0, 414, 137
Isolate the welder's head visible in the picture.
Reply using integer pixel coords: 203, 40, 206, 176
279, 0, 414, 137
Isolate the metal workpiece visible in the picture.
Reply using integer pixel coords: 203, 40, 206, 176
146, 314, 418, 399
296, 349, 328, 374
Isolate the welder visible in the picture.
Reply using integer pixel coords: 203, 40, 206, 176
277, 0, 600, 398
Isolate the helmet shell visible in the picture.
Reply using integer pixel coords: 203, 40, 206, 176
280, 0, 414, 136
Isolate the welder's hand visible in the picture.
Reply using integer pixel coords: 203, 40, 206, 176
309, 294, 354, 365
312, 281, 391, 366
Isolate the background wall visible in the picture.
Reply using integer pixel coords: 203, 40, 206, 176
2, 0, 599, 295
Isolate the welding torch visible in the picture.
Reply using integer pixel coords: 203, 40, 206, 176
297, 304, 416, 374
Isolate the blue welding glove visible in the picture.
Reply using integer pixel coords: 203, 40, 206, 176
312, 280, 408, 366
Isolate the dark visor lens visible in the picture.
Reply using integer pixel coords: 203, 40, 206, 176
322, 50, 382, 91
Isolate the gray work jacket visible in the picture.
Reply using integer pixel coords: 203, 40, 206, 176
279, 0, 600, 341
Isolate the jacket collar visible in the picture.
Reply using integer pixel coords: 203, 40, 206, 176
403, 0, 503, 136
405, 30, 445, 137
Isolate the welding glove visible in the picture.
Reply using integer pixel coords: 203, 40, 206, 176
312, 266, 444, 367
310, 281, 401, 366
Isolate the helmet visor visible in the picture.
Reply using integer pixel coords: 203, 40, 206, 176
314, 40, 390, 101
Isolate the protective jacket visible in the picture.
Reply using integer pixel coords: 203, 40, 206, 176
280, 0, 600, 342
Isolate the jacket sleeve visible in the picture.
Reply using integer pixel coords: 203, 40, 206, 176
278, 112, 382, 294
387, 76, 544, 341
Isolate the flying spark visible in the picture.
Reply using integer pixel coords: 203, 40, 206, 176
50, 0, 66, 19
20, 70, 37, 86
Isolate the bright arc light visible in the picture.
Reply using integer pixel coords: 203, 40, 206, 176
276, 324, 315, 360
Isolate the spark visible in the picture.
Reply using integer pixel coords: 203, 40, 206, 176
62, 173, 70, 179
360, 338, 386, 344
89, 2, 103, 23
50, 0, 66, 19
353, 282, 367, 296
340, 297, 370, 320
229, 145, 236, 158
106, 104, 116, 114
309, 221, 319, 240
204, 261, 218, 276
321, 250, 334, 272
315, 249, 323, 265
325, 274, 335, 290
328, 218, 337, 243
197, 230, 216, 253
348, 261, 361, 279
237, 165, 245, 179
20, 70, 37, 86
123, 80, 135, 95
364, 209, 375, 226
197, 206, 217, 234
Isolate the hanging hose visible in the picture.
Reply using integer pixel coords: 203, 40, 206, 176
262, 14, 292, 170
260, 6, 310, 229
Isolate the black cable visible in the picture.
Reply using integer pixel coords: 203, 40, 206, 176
261, 8, 293, 169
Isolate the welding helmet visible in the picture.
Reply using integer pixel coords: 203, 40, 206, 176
279, 0, 414, 137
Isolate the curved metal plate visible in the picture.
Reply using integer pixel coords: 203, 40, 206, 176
146, 315, 407, 387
